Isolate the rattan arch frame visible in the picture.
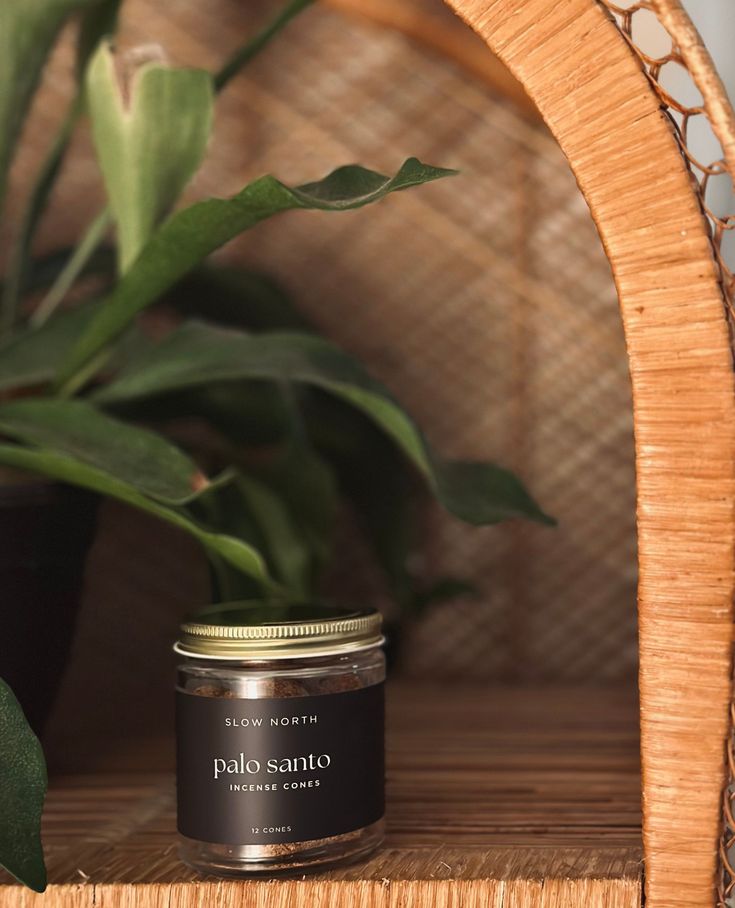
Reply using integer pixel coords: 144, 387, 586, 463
439, 0, 735, 905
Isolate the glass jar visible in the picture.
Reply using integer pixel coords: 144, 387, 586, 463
175, 601, 385, 876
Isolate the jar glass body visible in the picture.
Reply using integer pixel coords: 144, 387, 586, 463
176, 645, 386, 876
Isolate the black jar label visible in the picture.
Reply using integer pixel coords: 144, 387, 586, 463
176, 683, 385, 845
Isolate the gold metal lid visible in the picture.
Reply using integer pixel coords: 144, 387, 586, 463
175, 601, 383, 660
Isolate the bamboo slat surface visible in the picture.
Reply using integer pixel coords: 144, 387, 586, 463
1, 684, 642, 907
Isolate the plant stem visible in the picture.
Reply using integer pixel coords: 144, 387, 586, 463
214, 0, 315, 93
56, 347, 111, 399
31, 207, 111, 328
0, 96, 83, 337
207, 551, 236, 602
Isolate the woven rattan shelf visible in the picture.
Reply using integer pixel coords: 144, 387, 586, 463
0, 683, 642, 907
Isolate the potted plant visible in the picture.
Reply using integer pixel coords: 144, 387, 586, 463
0, 0, 553, 891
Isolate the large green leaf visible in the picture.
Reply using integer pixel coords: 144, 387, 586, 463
0, 0, 97, 212
0, 399, 211, 504
0, 678, 47, 892
96, 322, 554, 526
56, 158, 455, 393
87, 43, 214, 273
0, 443, 272, 585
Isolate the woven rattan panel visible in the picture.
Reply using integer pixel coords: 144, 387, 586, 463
4, 0, 636, 684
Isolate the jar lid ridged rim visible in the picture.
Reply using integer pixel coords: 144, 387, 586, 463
175, 602, 383, 659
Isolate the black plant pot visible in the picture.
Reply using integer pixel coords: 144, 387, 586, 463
0, 481, 98, 736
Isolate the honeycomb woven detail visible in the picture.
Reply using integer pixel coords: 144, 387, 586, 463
599, 3, 735, 903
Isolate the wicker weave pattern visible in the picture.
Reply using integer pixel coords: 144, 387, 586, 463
598, 4, 735, 904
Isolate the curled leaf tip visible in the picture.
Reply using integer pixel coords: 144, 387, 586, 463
190, 471, 210, 493
114, 43, 168, 108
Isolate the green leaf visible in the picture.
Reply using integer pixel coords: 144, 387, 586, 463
0, 303, 99, 392
406, 577, 477, 617
304, 393, 418, 594
220, 474, 312, 596
86, 42, 214, 273
0, 296, 146, 395
258, 443, 338, 572
166, 266, 312, 333
0, 399, 211, 504
56, 158, 455, 393
0, 0, 96, 213
0, 677, 47, 892
0, 443, 272, 585
96, 322, 554, 526
112, 381, 294, 447
432, 461, 551, 525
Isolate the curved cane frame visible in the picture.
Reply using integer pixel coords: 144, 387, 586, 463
439, 0, 735, 905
